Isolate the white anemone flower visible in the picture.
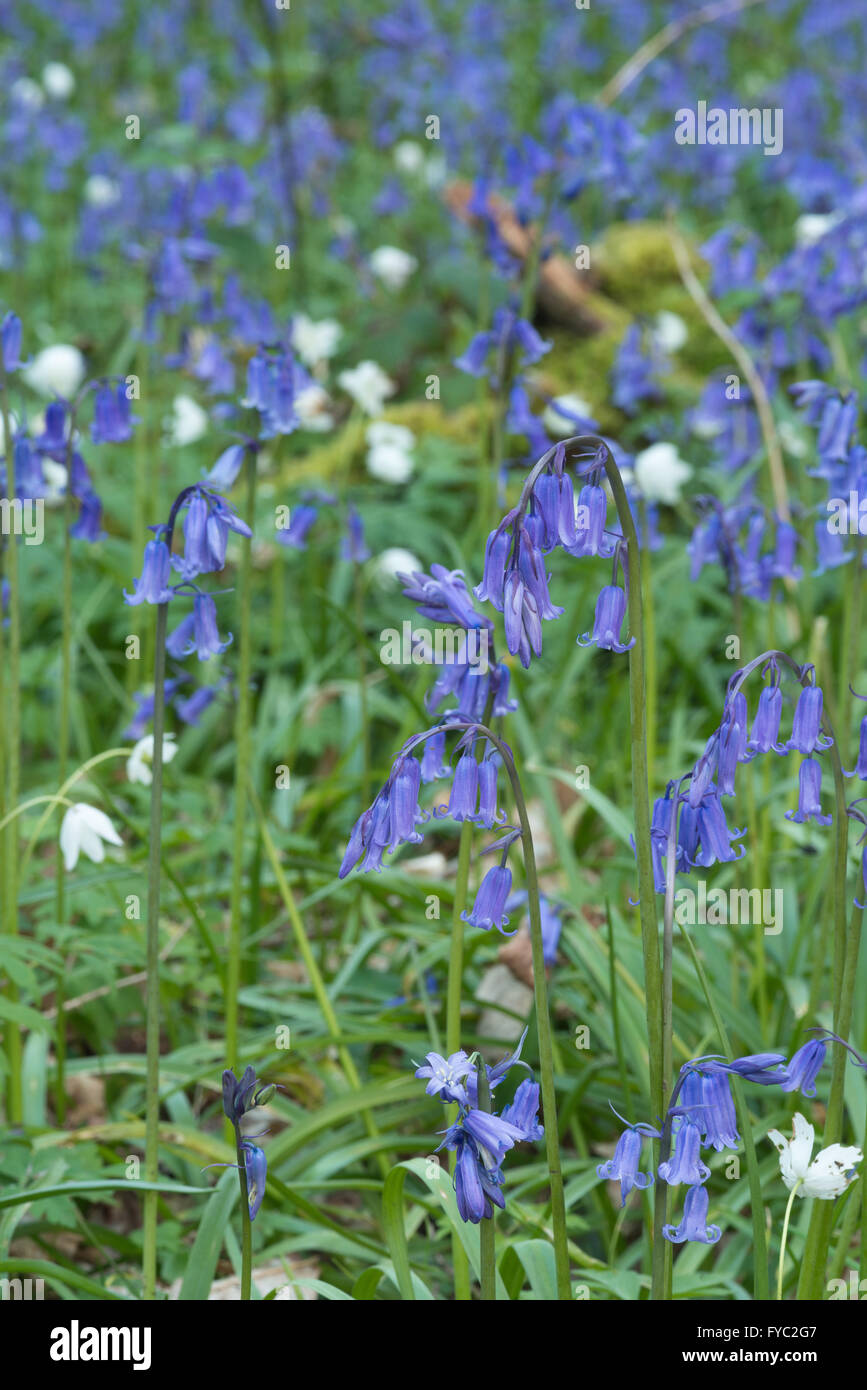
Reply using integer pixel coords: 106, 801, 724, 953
365, 420, 415, 484
168, 394, 208, 446
127, 733, 178, 787
768, 1112, 862, 1199
393, 140, 425, 175
374, 547, 421, 585
633, 441, 692, 505
294, 383, 335, 433
652, 310, 688, 353
292, 314, 341, 367
84, 174, 121, 208
42, 62, 75, 99
369, 246, 418, 292
59, 804, 123, 872
337, 360, 395, 416
24, 344, 86, 399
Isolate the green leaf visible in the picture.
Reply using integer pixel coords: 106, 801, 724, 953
382, 1166, 416, 1300
178, 1168, 239, 1301
0, 1179, 212, 1210
510, 1239, 559, 1300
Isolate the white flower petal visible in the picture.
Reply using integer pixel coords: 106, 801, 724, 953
804, 1143, 863, 1200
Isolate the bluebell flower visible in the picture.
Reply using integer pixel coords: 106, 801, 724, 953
504, 571, 542, 668
459, 1106, 527, 1166
122, 680, 186, 739
1, 312, 22, 372
681, 1068, 740, 1151
567, 484, 613, 558
388, 756, 426, 849
339, 754, 426, 876
425, 1034, 542, 1226
499, 1080, 544, 1142
91, 381, 133, 444
277, 503, 318, 550
711, 1053, 787, 1084
203, 494, 253, 570
578, 585, 634, 655
781, 1038, 826, 1097
70, 491, 103, 542
475, 521, 514, 611
461, 863, 513, 933
205, 443, 246, 491
341, 506, 370, 563
183, 592, 233, 661
179, 491, 217, 577
786, 757, 832, 826
476, 757, 506, 829
517, 525, 564, 622
688, 733, 719, 808
401, 563, 492, 630
219, 1068, 275, 1222
658, 1121, 710, 1186
747, 683, 783, 754
814, 521, 851, 576
124, 537, 174, 606
450, 1132, 506, 1224
770, 522, 800, 582
14, 435, 44, 499
420, 730, 450, 783
844, 715, 867, 779
240, 1142, 267, 1221
175, 683, 222, 725
596, 1123, 657, 1206
166, 611, 196, 660
692, 792, 746, 868
610, 323, 665, 415
663, 1183, 721, 1245
414, 1048, 474, 1106
447, 752, 479, 822
243, 345, 298, 437
222, 1065, 271, 1122
532, 470, 576, 551
783, 686, 833, 755
454, 307, 551, 387
816, 392, 857, 462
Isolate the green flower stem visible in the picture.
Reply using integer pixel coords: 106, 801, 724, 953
54, 452, 75, 1125
225, 448, 257, 1117
598, 451, 665, 1298
477, 1058, 496, 1301
639, 502, 658, 787
447, 819, 473, 1303
142, 598, 169, 1300
235, 1136, 252, 1301
445, 689, 497, 1303
860, 1099, 867, 1286
777, 1180, 804, 1301
505, 434, 662, 1295
354, 562, 371, 808
471, 724, 571, 1299
797, 899, 864, 1299
837, 536, 864, 736
250, 784, 389, 1180
677, 922, 769, 1299
1, 375, 22, 1122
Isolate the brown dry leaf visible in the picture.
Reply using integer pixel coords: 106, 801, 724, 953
63, 1073, 107, 1127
